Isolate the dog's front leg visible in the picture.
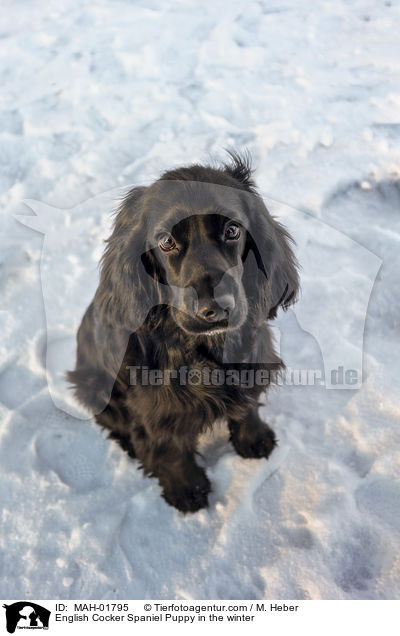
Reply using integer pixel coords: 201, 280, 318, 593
133, 427, 211, 513
228, 406, 276, 460
158, 449, 211, 513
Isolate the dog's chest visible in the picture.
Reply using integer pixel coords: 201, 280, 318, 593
126, 342, 246, 421
122, 329, 267, 423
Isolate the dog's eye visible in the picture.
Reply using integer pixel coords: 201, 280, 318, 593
158, 233, 176, 252
224, 224, 241, 241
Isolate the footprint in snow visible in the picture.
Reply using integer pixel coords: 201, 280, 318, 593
35, 413, 107, 491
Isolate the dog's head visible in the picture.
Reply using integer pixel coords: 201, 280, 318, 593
96, 153, 299, 335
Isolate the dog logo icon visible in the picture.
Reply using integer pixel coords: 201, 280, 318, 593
2, 602, 51, 633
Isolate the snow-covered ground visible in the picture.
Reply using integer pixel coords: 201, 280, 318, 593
1, 0, 399, 600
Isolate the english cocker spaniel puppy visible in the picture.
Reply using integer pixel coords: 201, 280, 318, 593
68, 152, 299, 512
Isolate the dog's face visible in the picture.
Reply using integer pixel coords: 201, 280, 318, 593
97, 160, 300, 336
149, 213, 248, 335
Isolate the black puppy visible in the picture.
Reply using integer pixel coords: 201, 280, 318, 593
68, 152, 299, 512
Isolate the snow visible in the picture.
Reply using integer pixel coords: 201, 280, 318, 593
1, 0, 400, 600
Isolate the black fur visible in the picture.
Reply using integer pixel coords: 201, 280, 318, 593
68, 153, 299, 512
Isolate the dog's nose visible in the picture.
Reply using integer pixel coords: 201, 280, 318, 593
198, 294, 235, 322
198, 303, 224, 322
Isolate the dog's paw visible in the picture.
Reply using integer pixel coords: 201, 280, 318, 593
231, 426, 277, 460
162, 472, 211, 513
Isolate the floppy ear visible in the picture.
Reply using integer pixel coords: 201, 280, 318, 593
221, 151, 299, 319
244, 198, 300, 320
266, 215, 300, 319
94, 186, 161, 333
